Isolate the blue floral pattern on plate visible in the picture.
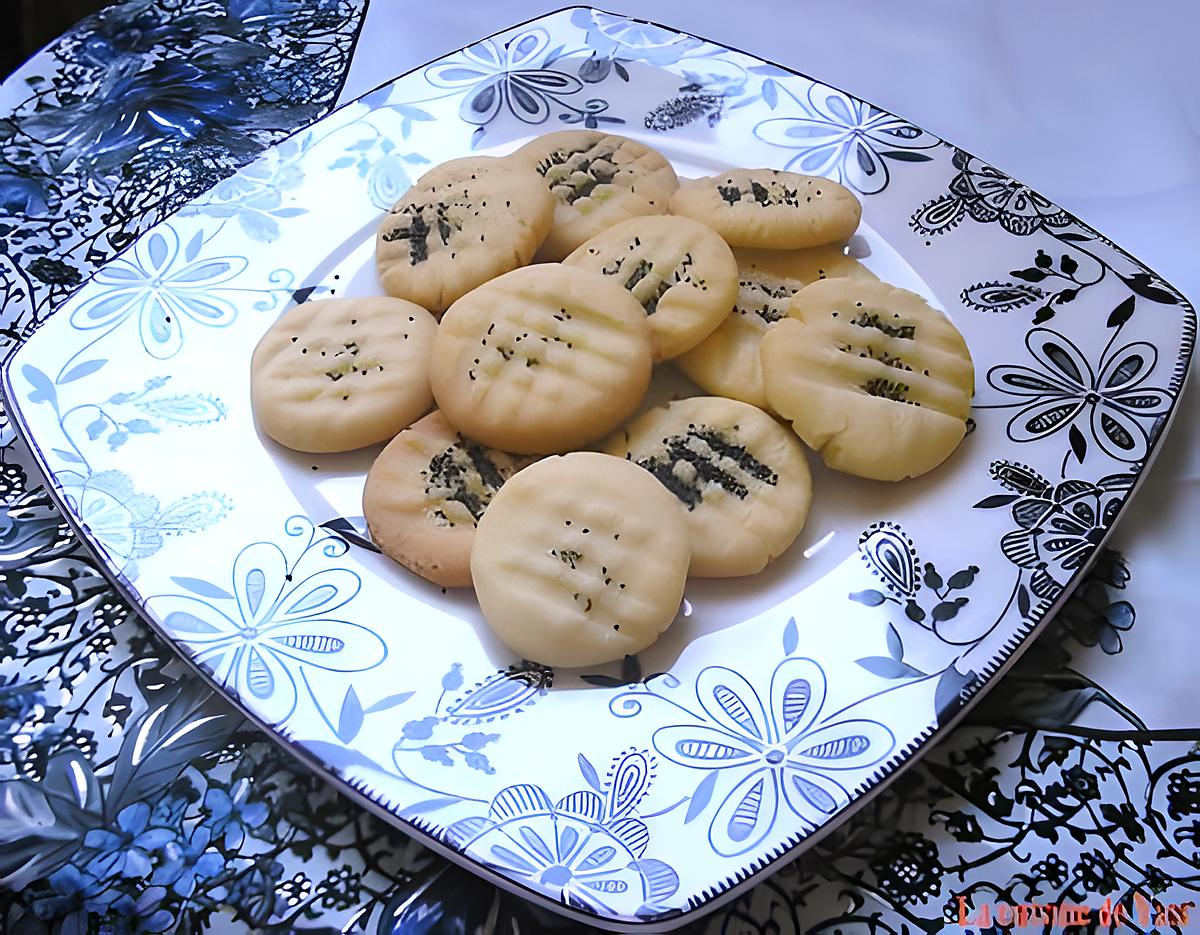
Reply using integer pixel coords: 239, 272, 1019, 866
1, 6, 1193, 930
152, 516, 387, 727
446, 750, 679, 918
753, 82, 939, 194
650, 658, 894, 857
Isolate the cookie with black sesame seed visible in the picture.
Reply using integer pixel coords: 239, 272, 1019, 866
760, 278, 975, 481
375, 156, 554, 315
471, 452, 691, 667
668, 168, 861, 249
603, 396, 811, 577
363, 410, 538, 588
675, 244, 876, 409
562, 214, 737, 361
511, 130, 679, 261
251, 296, 437, 453
430, 264, 653, 455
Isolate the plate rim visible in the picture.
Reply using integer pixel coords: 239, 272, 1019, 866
2, 5, 1195, 930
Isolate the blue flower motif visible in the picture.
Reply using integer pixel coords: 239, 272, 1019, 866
155, 534, 386, 726
83, 802, 176, 880
68, 224, 246, 359
572, 8, 703, 66
58, 469, 229, 575
754, 83, 938, 194
204, 778, 269, 850
59, 469, 156, 570
425, 28, 584, 126
151, 824, 224, 897
182, 135, 309, 242
654, 658, 895, 857
366, 154, 413, 211
109, 885, 175, 933
31, 864, 106, 929
445, 755, 678, 918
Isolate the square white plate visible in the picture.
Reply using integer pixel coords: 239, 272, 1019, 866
4, 7, 1194, 930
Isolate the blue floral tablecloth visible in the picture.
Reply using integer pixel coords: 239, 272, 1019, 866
2, 2, 1198, 932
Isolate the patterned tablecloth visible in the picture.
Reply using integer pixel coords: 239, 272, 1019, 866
1, 2, 1197, 932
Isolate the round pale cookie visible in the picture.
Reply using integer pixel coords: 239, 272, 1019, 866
251, 297, 437, 453
668, 168, 861, 249
511, 130, 679, 261
675, 245, 877, 408
363, 411, 538, 588
471, 452, 691, 667
430, 264, 653, 455
760, 278, 975, 481
563, 215, 738, 361
604, 397, 811, 577
375, 156, 554, 314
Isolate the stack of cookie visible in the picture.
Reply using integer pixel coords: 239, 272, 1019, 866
249, 130, 974, 667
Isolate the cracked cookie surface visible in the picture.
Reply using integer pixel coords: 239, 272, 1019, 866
251, 296, 437, 453
363, 410, 537, 588
669, 168, 861, 249
760, 278, 975, 481
430, 264, 653, 454
604, 396, 811, 577
375, 156, 553, 314
512, 131, 679, 261
675, 244, 876, 408
563, 214, 738, 361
